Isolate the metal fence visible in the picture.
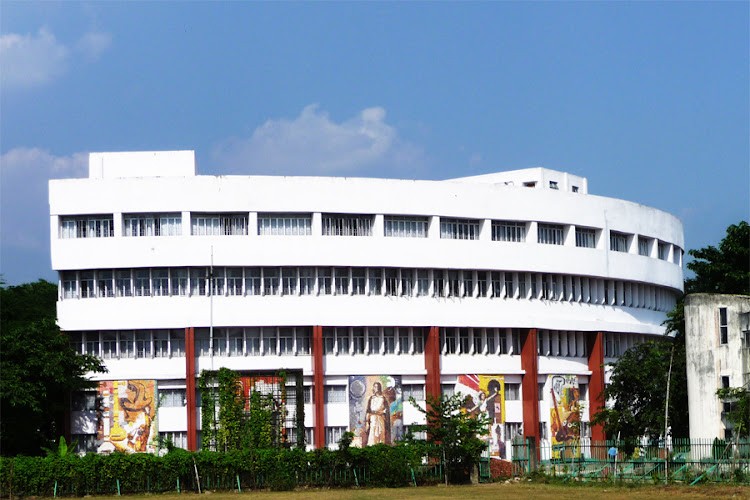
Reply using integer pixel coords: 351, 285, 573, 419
511, 437, 750, 484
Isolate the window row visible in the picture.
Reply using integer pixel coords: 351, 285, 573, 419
323, 327, 426, 356
440, 328, 523, 356
69, 329, 186, 359
60, 266, 679, 313
57, 213, 682, 263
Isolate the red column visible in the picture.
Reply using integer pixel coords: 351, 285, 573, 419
520, 328, 540, 445
424, 326, 441, 403
587, 331, 606, 442
312, 325, 325, 449
185, 327, 197, 451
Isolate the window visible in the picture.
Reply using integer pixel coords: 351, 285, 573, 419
152, 269, 169, 296
722, 376, 730, 389
575, 227, 596, 248
123, 213, 181, 236
579, 383, 588, 401
72, 392, 96, 412
549, 181, 558, 190
258, 213, 312, 235
538, 383, 545, 401
60, 215, 114, 238
322, 214, 373, 236
383, 328, 396, 354
610, 232, 629, 252
538, 224, 564, 245
171, 268, 188, 296
279, 327, 295, 355
658, 241, 670, 260
318, 268, 332, 295
571, 186, 579, 193
384, 216, 428, 238
416, 270, 429, 296
441, 384, 455, 397
441, 328, 457, 354
299, 267, 315, 295
440, 218, 480, 240
227, 268, 243, 296
191, 213, 248, 236
720, 307, 728, 344
246, 328, 261, 355
170, 330, 185, 357
325, 426, 346, 447
351, 268, 366, 295
159, 431, 188, 450
324, 386, 346, 403
101, 332, 117, 359
352, 328, 366, 354
492, 221, 526, 242
245, 268, 261, 296
402, 384, 425, 401
334, 268, 349, 295
638, 237, 651, 256
262, 328, 277, 355
281, 268, 297, 296
263, 268, 280, 295
72, 434, 97, 453
505, 383, 520, 401
505, 422, 522, 440
159, 388, 186, 407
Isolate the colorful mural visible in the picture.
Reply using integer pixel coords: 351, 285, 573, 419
455, 375, 506, 458
239, 375, 288, 444
97, 380, 157, 453
548, 374, 581, 459
348, 375, 402, 447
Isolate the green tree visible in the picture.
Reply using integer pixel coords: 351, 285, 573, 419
594, 221, 749, 440
0, 280, 106, 456
405, 393, 489, 484
716, 387, 750, 439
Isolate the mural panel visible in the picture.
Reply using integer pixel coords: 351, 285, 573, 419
455, 375, 506, 458
547, 374, 581, 459
97, 380, 157, 453
348, 375, 402, 447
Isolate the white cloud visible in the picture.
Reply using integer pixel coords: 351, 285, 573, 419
0, 28, 112, 89
1, 148, 86, 258
213, 105, 425, 177
76, 31, 112, 61
0, 28, 69, 89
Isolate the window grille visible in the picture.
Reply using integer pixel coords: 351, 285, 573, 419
191, 213, 248, 236
492, 221, 526, 242
505, 383, 520, 400
258, 213, 312, 236
658, 241, 670, 260
159, 389, 186, 407
60, 215, 114, 238
322, 214, 373, 236
123, 213, 181, 236
638, 237, 651, 256
440, 217, 480, 240
384, 215, 428, 238
575, 227, 596, 248
720, 307, 728, 344
402, 384, 425, 400
538, 224, 564, 245
324, 386, 346, 403
610, 232, 629, 252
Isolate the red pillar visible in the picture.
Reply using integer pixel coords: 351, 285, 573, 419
424, 326, 441, 404
312, 325, 325, 449
185, 327, 198, 451
520, 328, 540, 445
587, 331, 606, 442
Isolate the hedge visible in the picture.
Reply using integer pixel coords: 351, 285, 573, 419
0, 443, 442, 496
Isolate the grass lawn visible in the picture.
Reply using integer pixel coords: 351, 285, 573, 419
75, 482, 750, 500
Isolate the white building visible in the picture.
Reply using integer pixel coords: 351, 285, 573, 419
49, 150, 684, 454
685, 293, 750, 441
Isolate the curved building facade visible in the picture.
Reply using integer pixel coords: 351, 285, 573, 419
50, 150, 684, 455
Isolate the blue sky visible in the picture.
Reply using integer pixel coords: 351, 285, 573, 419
1, 1, 747, 285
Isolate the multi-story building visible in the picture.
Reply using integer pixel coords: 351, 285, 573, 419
50, 150, 684, 456
685, 293, 750, 441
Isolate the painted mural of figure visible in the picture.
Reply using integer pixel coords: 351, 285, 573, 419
365, 382, 390, 445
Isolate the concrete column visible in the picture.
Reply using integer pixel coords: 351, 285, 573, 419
312, 325, 325, 449
587, 331, 606, 442
185, 327, 197, 451
521, 328, 540, 445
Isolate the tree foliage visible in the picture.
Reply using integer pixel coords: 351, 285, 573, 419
716, 387, 750, 439
405, 394, 489, 484
594, 221, 749, 440
0, 280, 106, 456
592, 339, 688, 440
